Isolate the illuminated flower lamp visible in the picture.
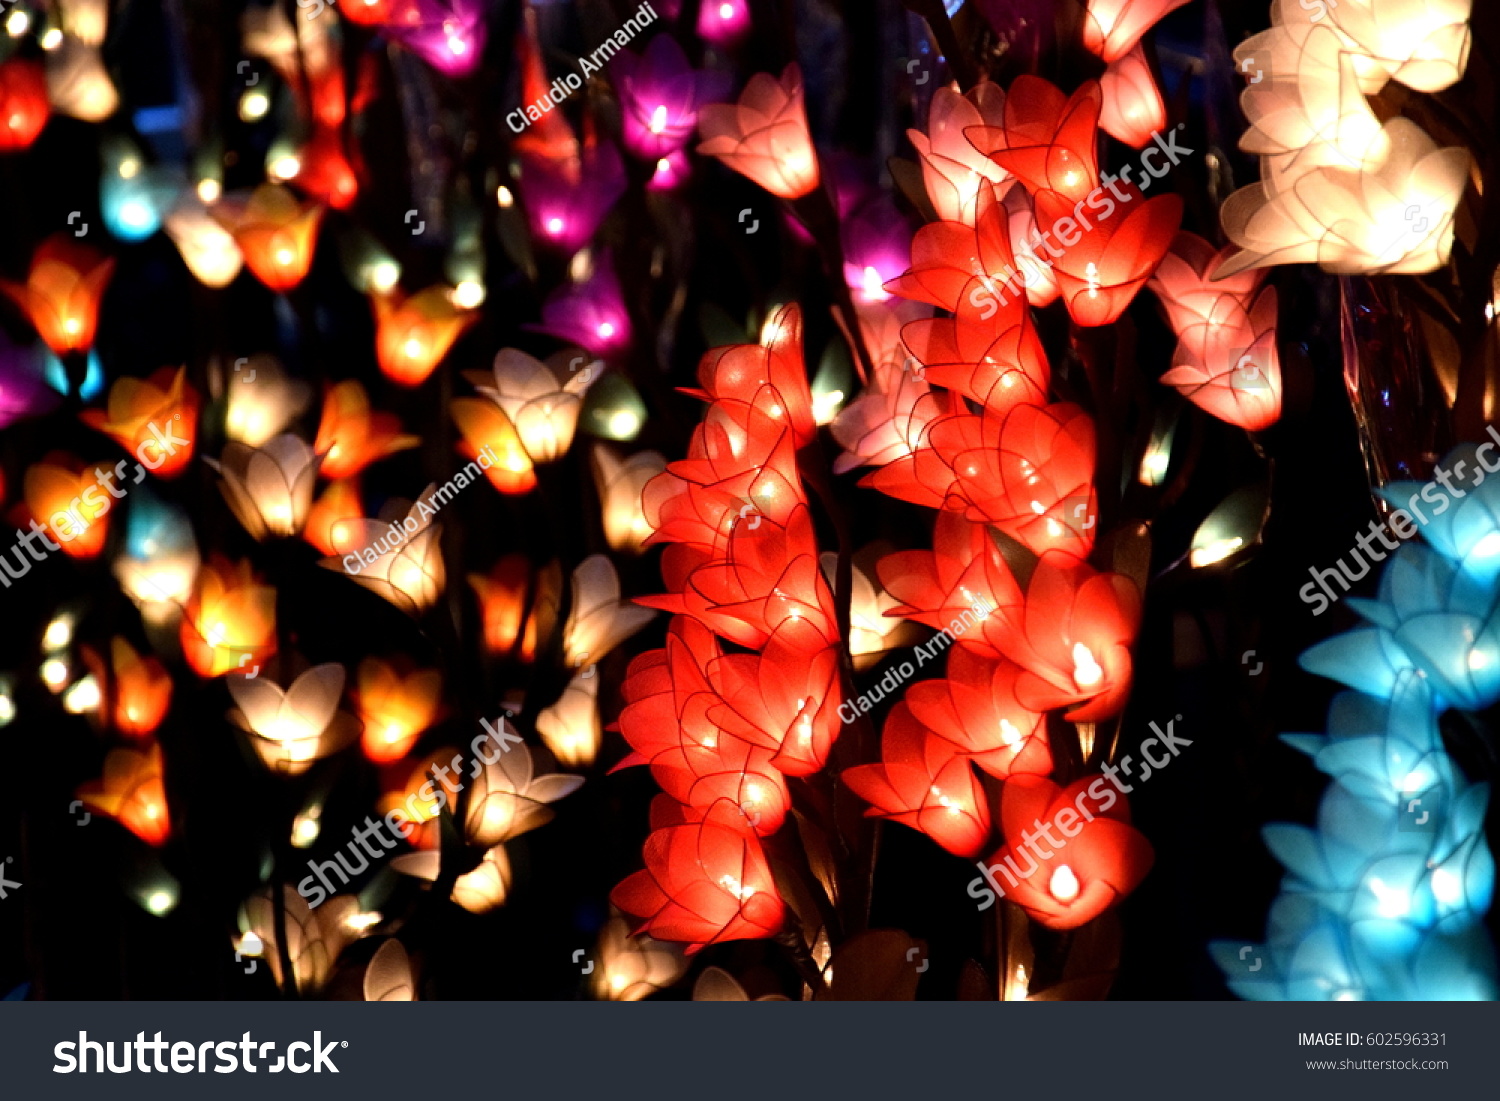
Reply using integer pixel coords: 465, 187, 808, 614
450, 847, 513, 913
0, 334, 60, 427
95, 637, 173, 739
844, 703, 992, 858
23, 455, 112, 557
1236, 25, 1390, 180
228, 663, 360, 775
77, 743, 171, 846
591, 911, 688, 1001
469, 554, 561, 660
303, 478, 365, 558
907, 81, 1010, 225
1098, 44, 1167, 149
315, 380, 419, 478
1378, 443, 1500, 586
364, 940, 415, 1002
648, 149, 692, 191
0, 59, 50, 150
611, 34, 729, 162
207, 434, 321, 540
465, 741, 584, 845
1082, 0, 1194, 62
383, 0, 491, 78
164, 199, 245, 288
1270, 0, 1473, 94
1159, 290, 1282, 432
450, 397, 537, 494
212, 185, 324, 293
964, 76, 1103, 204
536, 669, 601, 768
563, 554, 657, 668
288, 128, 360, 211
352, 657, 442, 763
905, 649, 1052, 779
80, 366, 199, 478
530, 252, 631, 359
1033, 182, 1181, 327
509, 2, 579, 163
45, 36, 118, 121
179, 556, 278, 678
611, 799, 786, 951
114, 494, 200, 627
697, 64, 821, 200
373, 285, 478, 386
57, 0, 110, 46
841, 199, 915, 304
468, 348, 596, 463
822, 551, 907, 667
0, 234, 114, 355
592, 445, 667, 553
982, 774, 1154, 929
338, 0, 396, 25
224, 355, 311, 447
697, 0, 751, 47
517, 141, 626, 254
243, 887, 364, 995
321, 490, 446, 614
1217, 118, 1469, 276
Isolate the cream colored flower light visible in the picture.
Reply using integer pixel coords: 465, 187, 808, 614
165, 199, 245, 289
1218, 118, 1469, 276
208, 434, 321, 539
1272, 0, 1471, 94
562, 554, 657, 668
465, 742, 584, 845
591, 444, 666, 553
227, 663, 360, 775
470, 349, 596, 463
536, 669, 602, 768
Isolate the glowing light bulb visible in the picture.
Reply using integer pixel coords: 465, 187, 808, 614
1368, 876, 1410, 919
608, 409, 641, 438
275, 247, 294, 266
119, 157, 141, 179
1071, 642, 1102, 690
1468, 649, 1489, 671
63, 317, 82, 335
546, 216, 564, 235
270, 155, 301, 180
497, 186, 514, 208
42, 658, 69, 690
145, 890, 175, 915
861, 265, 888, 301
62, 675, 102, 714
197, 178, 222, 203
1473, 532, 1500, 557
240, 90, 270, 122
44, 615, 74, 650
368, 260, 400, 292
452, 280, 485, 309
597, 321, 615, 339
0, 694, 14, 726
717, 873, 754, 900
5, 10, 29, 36
404, 337, 424, 359
999, 718, 1022, 747
1085, 261, 1100, 298
649, 105, 668, 134
1048, 864, 1080, 902
40, 27, 63, 49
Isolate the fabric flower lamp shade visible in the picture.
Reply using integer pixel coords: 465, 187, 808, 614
353, 658, 441, 763
1098, 45, 1166, 150
207, 434, 321, 540
383, 0, 491, 78
907, 81, 1011, 225
697, 64, 820, 200
1082, 0, 1194, 62
214, 185, 324, 293
0, 59, 50, 150
981, 775, 1153, 929
77, 744, 171, 846
374, 286, 477, 386
1, 235, 114, 356
610, 800, 785, 951
165, 200, 245, 288
179, 557, 278, 678
81, 367, 200, 478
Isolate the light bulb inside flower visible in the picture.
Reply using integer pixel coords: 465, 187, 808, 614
1085, 261, 1100, 298
999, 718, 1022, 747
1048, 864, 1080, 902
1071, 642, 1103, 689
649, 105, 668, 135
1473, 532, 1500, 558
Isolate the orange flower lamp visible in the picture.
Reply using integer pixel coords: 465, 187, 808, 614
214, 185, 324, 293
23, 455, 113, 557
81, 366, 199, 478
0, 59, 50, 151
1, 235, 115, 355
315, 380, 419, 479
353, 657, 442, 764
77, 743, 171, 846
374, 286, 477, 386
180, 556, 278, 678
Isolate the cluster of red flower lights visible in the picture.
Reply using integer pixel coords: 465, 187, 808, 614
612, 74, 1180, 949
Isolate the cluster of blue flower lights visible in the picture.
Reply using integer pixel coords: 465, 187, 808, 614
1214, 442, 1498, 1000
